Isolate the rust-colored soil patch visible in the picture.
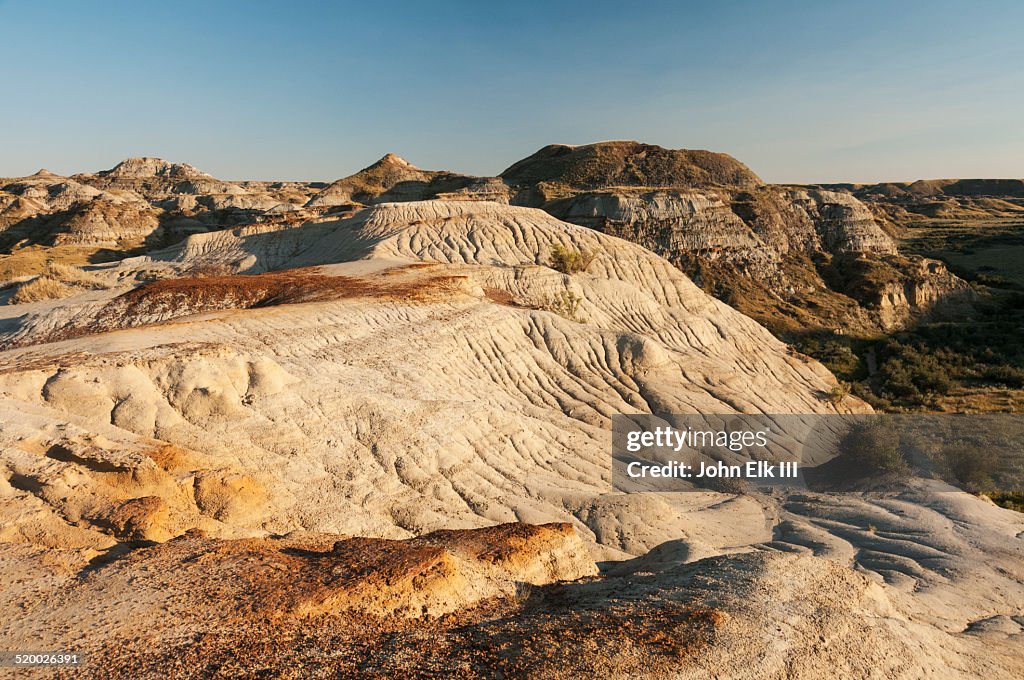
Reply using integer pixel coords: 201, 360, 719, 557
102, 265, 470, 316
98, 522, 594, 621
61, 523, 722, 677
482, 286, 521, 307
9, 266, 473, 348
105, 266, 427, 316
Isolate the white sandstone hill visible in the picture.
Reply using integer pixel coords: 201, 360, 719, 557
0, 200, 858, 549
0, 199, 1021, 677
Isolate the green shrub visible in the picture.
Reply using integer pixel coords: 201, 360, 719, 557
982, 364, 1024, 388
839, 422, 909, 476
547, 245, 596, 275
875, 339, 953, 402
827, 383, 849, 406
540, 290, 583, 322
942, 445, 998, 492
795, 335, 863, 379
987, 492, 1024, 513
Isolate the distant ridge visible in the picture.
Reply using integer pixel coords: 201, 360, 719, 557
100, 157, 212, 180
820, 178, 1024, 199
500, 141, 763, 190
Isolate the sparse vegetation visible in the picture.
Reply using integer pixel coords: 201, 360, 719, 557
901, 217, 1024, 289
793, 286, 1024, 411
547, 245, 596, 275
822, 252, 904, 306
838, 422, 909, 476
874, 339, 953, 401
0, 244, 110, 283
941, 444, 999, 492
986, 492, 1024, 513
10, 276, 73, 303
826, 383, 849, 406
700, 475, 748, 495
9, 263, 110, 304
798, 336, 863, 379
45, 262, 110, 288
982, 364, 1024, 389
539, 289, 583, 322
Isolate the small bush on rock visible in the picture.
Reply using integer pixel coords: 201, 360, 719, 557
548, 245, 596, 275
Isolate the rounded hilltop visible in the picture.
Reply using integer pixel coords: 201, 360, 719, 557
500, 140, 763, 190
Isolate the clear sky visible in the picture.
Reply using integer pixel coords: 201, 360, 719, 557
2, 0, 1022, 183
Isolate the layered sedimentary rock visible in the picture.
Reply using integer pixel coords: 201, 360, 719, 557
306, 153, 476, 207
0, 201, 862, 548
1, 199, 1022, 677
497, 145, 967, 333
0, 160, 324, 270
822, 178, 1024, 227
299, 142, 974, 335
2, 145, 974, 335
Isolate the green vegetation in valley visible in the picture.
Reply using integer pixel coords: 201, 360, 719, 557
832, 416, 1023, 503
900, 217, 1024, 289
838, 422, 909, 476
795, 289, 1024, 412
987, 492, 1024, 513
795, 215, 1024, 413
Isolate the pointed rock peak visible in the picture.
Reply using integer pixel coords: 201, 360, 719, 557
372, 153, 417, 170
103, 157, 212, 179
32, 168, 58, 177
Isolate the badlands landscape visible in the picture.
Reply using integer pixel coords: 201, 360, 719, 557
1, 143, 1023, 677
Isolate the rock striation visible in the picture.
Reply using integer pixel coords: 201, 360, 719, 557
0, 194, 1021, 677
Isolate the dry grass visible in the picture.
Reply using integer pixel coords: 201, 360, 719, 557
45, 262, 109, 289
927, 387, 1024, 413
9, 262, 110, 304
10, 276, 73, 303
0, 244, 116, 282
899, 216, 1024, 287
827, 383, 850, 406
948, 244, 1024, 287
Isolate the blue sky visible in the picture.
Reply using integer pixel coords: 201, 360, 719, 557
1, 0, 1022, 182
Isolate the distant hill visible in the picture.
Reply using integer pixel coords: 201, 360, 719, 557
822, 178, 1024, 199
500, 141, 763, 190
